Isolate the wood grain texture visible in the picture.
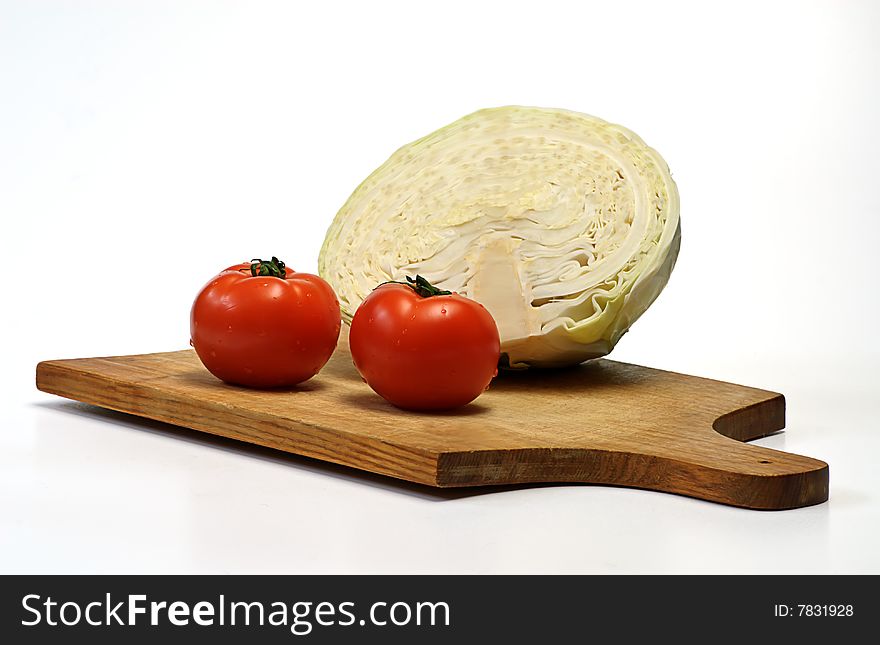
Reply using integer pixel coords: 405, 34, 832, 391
35, 331, 829, 510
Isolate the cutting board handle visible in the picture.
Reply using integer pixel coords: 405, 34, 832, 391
438, 439, 829, 510
437, 395, 829, 510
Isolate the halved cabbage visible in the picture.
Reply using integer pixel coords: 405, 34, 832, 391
319, 106, 680, 367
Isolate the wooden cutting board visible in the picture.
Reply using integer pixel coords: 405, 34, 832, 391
36, 331, 828, 510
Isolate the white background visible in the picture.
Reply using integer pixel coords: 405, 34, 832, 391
2, 0, 879, 573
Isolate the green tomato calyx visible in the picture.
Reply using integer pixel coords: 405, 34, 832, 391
250, 257, 287, 278
377, 275, 452, 298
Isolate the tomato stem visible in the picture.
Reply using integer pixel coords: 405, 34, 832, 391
249, 257, 287, 278
376, 275, 452, 298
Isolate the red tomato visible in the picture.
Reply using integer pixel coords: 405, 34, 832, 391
349, 275, 500, 410
190, 257, 341, 388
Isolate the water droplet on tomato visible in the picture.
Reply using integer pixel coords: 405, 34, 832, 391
440, 308, 447, 315
410, 314, 416, 320
263, 282, 269, 287
492, 368, 498, 378
306, 292, 312, 298
189, 339, 194, 347
227, 325, 233, 333
368, 317, 374, 323
395, 339, 401, 346
210, 350, 217, 358
402, 328, 407, 335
